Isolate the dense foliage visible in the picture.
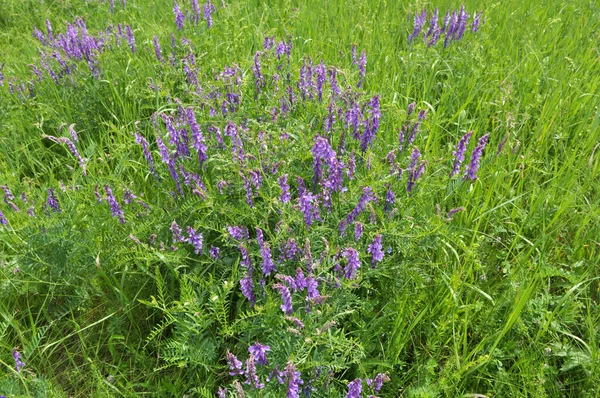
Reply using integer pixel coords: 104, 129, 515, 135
0, 0, 599, 396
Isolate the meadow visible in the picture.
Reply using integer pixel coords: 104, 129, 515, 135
0, 0, 599, 396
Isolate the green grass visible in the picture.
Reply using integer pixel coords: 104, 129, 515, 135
0, 0, 599, 396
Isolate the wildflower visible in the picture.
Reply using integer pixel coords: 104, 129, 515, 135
240, 273, 256, 305
347, 152, 356, 179
354, 222, 363, 241
346, 378, 362, 398
450, 131, 473, 177
241, 173, 254, 207
226, 351, 243, 376
465, 133, 490, 180
173, 2, 185, 30
406, 148, 422, 192
315, 61, 326, 102
305, 276, 321, 305
384, 186, 395, 213
285, 361, 304, 398
156, 135, 182, 194
299, 190, 321, 227
45, 188, 61, 213
294, 267, 307, 290
135, 132, 157, 176
497, 133, 509, 155
252, 51, 264, 93
456, 5, 469, 40
343, 248, 360, 280
228, 225, 249, 241
0, 210, 7, 225
209, 246, 220, 259
248, 342, 270, 365
170, 221, 184, 243
244, 355, 264, 389
153, 36, 164, 62
203, 0, 216, 28
367, 234, 384, 268
125, 25, 135, 53
472, 12, 482, 32
408, 10, 427, 43
217, 387, 227, 398
366, 373, 390, 394
256, 228, 276, 276
328, 68, 341, 97
425, 8, 439, 39
447, 206, 466, 219
273, 283, 293, 315
187, 226, 203, 254
13, 349, 25, 373
357, 50, 367, 88
186, 108, 207, 166
339, 187, 376, 234
105, 185, 125, 224
278, 174, 291, 203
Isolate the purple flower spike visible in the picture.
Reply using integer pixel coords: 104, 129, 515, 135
256, 228, 276, 276
125, 25, 135, 53
228, 225, 249, 241
135, 132, 157, 177
217, 387, 227, 398
187, 226, 203, 254
203, 0, 216, 28
385, 186, 395, 213
240, 272, 256, 306
244, 354, 264, 389
366, 373, 390, 394
13, 349, 25, 373
346, 378, 363, 398
226, 351, 243, 376
408, 9, 427, 43
354, 222, 363, 241
343, 247, 360, 280
171, 221, 184, 243
252, 51, 265, 93
209, 246, 220, 259
278, 174, 291, 203
367, 234, 384, 268
248, 342, 271, 365
153, 36, 164, 62
285, 361, 304, 398
315, 61, 326, 102
173, 2, 185, 30
299, 190, 321, 227
45, 188, 61, 213
357, 50, 367, 88
450, 131, 473, 177
0, 210, 7, 226
465, 133, 490, 180
273, 283, 293, 315
186, 108, 207, 166
105, 185, 125, 224
472, 12, 483, 32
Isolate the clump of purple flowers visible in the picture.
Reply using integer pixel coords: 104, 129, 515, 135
13, 349, 26, 373
464, 133, 490, 180
450, 131, 473, 177
367, 234, 384, 268
248, 342, 270, 365
408, 6, 482, 48
346, 378, 362, 398
45, 188, 61, 213
105, 185, 125, 224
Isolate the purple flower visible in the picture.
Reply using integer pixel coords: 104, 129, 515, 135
465, 133, 490, 180
472, 12, 482, 32
447, 207, 465, 219
228, 225, 249, 241
285, 361, 304, 398
406, 148, 422, 192
347, 152, 356, 179
286, 315, 305, 329
294, 268, 307, 290
135, 132, 157, 176
450, 131, 473, 177
248, 342, 270, 365
367, 234, 384, 268
105, 185, 125, 223
263, 35, 275, 50
217, 387, 227, 398
425, 8, 439, 39
357, 50, 367, 88
240, 272, 256, 305
339, 187, 376, 234
244, 354, 264, 389
315, 61, 326, 102
456, 6, 469, 40
186, 108, 208, 166
226, 351, 243, 376
187, 226, 203, 254
252, 51, 264, 93
13, 349, 25, 373
305, 276, 321, 305
346, 378, 362, 398
45, 188, 61, 213
0, 210, 7, 226
256, 228, 276, 276
156, 135, 182, 194
273, 283, 293, 314
279, 239, 299, 262
384, 186, 395, 213
343, 247, 360, 280
153, 36, 164, 62
328, 67, 341, 97
278, 174, 291, 203
354, 222, 363, 241
366, 373, 390, 394
191, 0, 201, 24
123, 189, 137, 204
408, 10, 427, 43
203, 0, 216, 28
360, 96, 381, 153
173, 2, 185, 30
171, 221, 184, 243
209, 246, 220, 259
299, 190, 321, 227
241, 173, 254, 207
125, 25, 135, 53
1, 185, 15, 203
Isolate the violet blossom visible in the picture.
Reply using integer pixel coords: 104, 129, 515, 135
450, 131, 473, 177
343, 247, 360, 280
187, 226, 203, 254
367, 234, 384, 268
464, 133, 489, 180
105, 185, 125, 223
273, 283, 293, 315
248, 342, 270, 366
